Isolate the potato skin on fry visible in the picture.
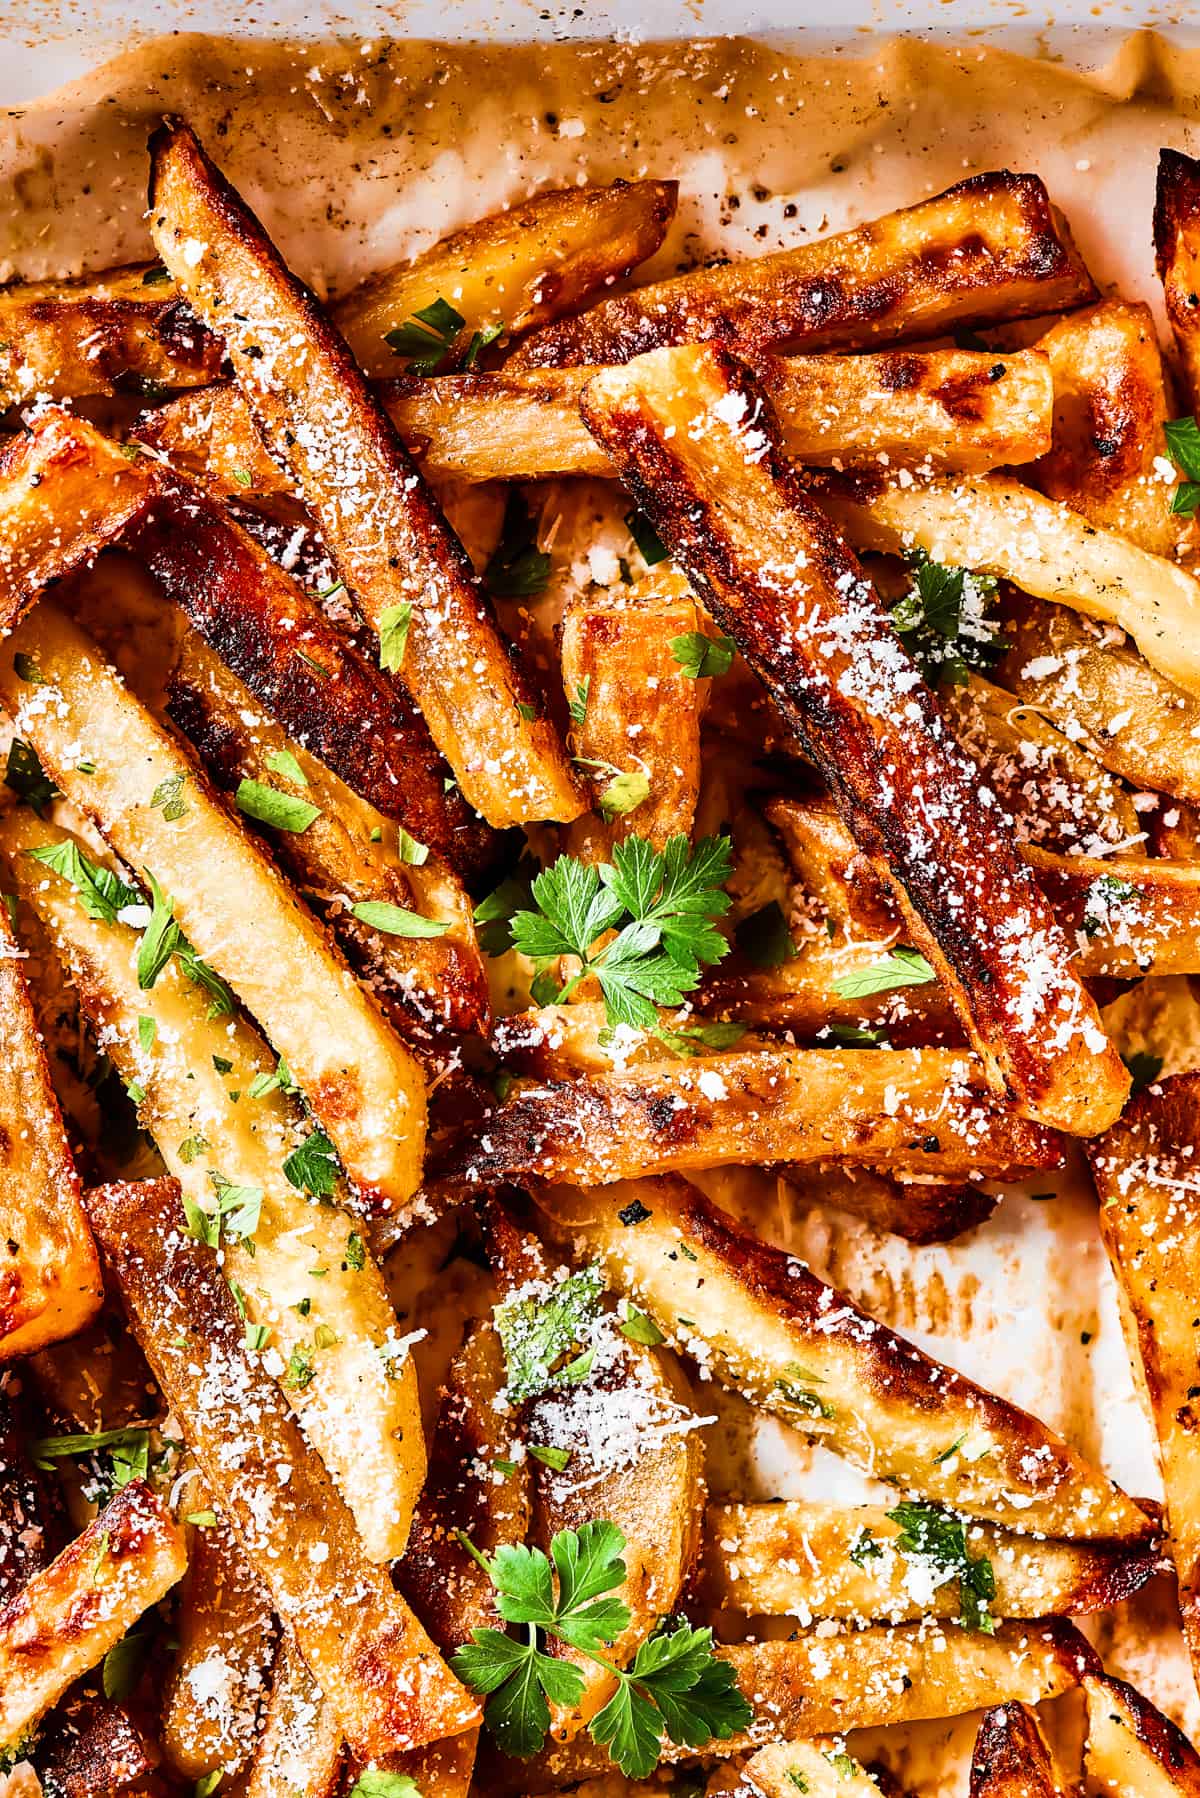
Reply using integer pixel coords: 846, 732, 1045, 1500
1156, 147, 1200, 414
970, 1701, 1072, 1798
1083, 1670, 1200, 1795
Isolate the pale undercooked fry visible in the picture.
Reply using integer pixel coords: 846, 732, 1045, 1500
435, 1047, 1060, 1188
1083, 1670, 1200, 1795
702, 1501, 1158, 1621
818, 468, 1200, 699
335, 178, 677, 377
970, 1701, 1073, 1798
714, 1740, 887, 1797
1085, 1072, 1200, 1694
581, 342, 1125, 1136
0, 599, 427, 1210
562, 565, 704, 856
148, 116, 583, 828
533, 1177, 1150, 1541
512, 170, 1094, 367
0, 904, 101, 1360
1156, 147, 1200, 414
242, 1638, 345, 1798
2, 808, 425, 1563
0, 410, 155, 631
84, 1177, 481, 1763
0, 1478, 186, 1752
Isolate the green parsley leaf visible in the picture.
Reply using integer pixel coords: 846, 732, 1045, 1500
826, 1752, 860, 1778
848, 1526, 882, 1567
774, 1360, 836, 1421
137, 1014, 157, 1053
618, 1305, 665, 1346
1173, 480, 1200, 516
1166, 414, 1200, 482
243, 1324, 270, 1352
102, 1628, 150, 1701
495, 1264, 605, 1402
150, 771, 189, 822
194, 1773, 223, 1798
142, 263, 172, 286
669, 631, 735, 680
735, 900, 793, 970
474, 859, 537, 956
212, 1056, 233, 1075
345, 1231, 367, 1271
235, 778, 320, 834
247, 1056, 296, 1100
137, 874, 182, 991
378, 602, 414, 673
1124, 1050, 1164, 1094
5, 738, 58, 815
625, 507, 669, 567
653, 1019, 747, 1058
485, 490, 551, 597
347, 1774, 423, 1798
14, 652, 47, 685
832, 946, 936, 999
265, 748, 308, 786
826, 1022, 887, 1048
186, 1510, 219, 1529
463, 322, 504, 369
384, 295, 465, 373
397, 827, 429, 866
887, 1501, 996, 1634
208, 1170, 264, 1243
891, 551, 1002, 687
284, 1343, 316, 1389
26, 837, 140, 925
568, 677, 591, 726
31, 1426, 150, 1488
597, 766, 650, 821
283, 1126, 340, 1197
350, 899, 451, 938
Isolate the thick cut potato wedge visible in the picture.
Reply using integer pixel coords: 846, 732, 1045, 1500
435, 1047, 1060, 1188
0, 262, 222, 405
533, 1178, 1150, 1542
1086, 1073, 1200, 1691
702, 1501, 1158, 1621
148, 117, 582, 828
0, 601, 426, 1210
819, 469, 1200, 700
1084, 1671, 1200, 1796
970, 1702, 1074, 1798
1156, 148, 1200, 413
0, 411, 155, 632
513, 171, 1094, 368
0, 1478, 186, 1752
84, 1177, 480, 1763
581, 342, 1125, 1136
242, 1640, 345, 1798
336, 178, 677, 377
0, 904, 101, 1360
3, 809, 424, 1563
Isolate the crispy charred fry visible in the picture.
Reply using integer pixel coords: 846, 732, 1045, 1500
1156, 148, 1200, 413
336, 178, 677, 376
2, 809, 425, 1563
148, 117, 583, 828
702, 1501, 1158, 1621
35, 1689, 161, 1798
0, 1478, 186, 1752
562, 566, 705, 856
970, 1702, 1073, 1798
0, 902, 101, 1360
581, 342, 1125, 1135
435, 1047, 1059, 1189
131, 472, 495, 878
1086, 1072, 1200, 1693
242, 1639, 345, 1798
0, 600, 427, 1209
84, 1177, 481, 1763
513, 171, 1094, 368
1084, 1670, 1200, 1795
715, 1741, 888, 1797
533, 1177, 1150, 1541
819, 469, 1200, 699
0, 411, 155, 631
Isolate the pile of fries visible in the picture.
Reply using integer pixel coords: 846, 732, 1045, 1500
9, 110, 1200, 1796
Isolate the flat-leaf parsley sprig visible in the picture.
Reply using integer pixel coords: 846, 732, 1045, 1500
505, 833, 733, 1033
450, 1520, 751, 1776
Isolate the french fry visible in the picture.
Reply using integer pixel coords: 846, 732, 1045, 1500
375, 1730, 480, 1798
490, 1001, 774, 1079
777, 1165, 997, 1246
435, 1047, 1060, 1189
35, 1689, 161, 1798
818, 469, 1200, 699
701, 939, 960, 1044
335, 178, 677, 377
581, 342, 1126, 1136
1085, 1072, 1200, 1694
562, 566, 705, 856
1083, 1670, 1200, 1796
0, 411, 155, 631
148, 117, 583, 828
0, 600, 427, 1210
513, 171, 1094, 368
1156, 147, 1200, 413
0, 262, 223, 405
970, 1702, 1073, 1798
2, 809, 425, 1563
532, 1177, 1152, 1542
131, 472, 496, 879
0, 1478, 186, 1752
716, 1741, 888, 1797
242, 1639, 345, 1798
701, 1501, 1158, 1621
84, 1177, 481, 1763
0, 903, 101, 1361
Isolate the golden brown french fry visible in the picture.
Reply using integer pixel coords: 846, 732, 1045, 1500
336, 179, 677, 377
533, 1178, 1150, 1542
490, 1001, 774, 1079
0, 1478, 186, 1752
1156, 148, 1200, 413
1083, 1670, 1200, 1796
0, 262, 222, 405
0, 600, 427, 1210
0, 411, 155, 631
513, 171, 1094, 368
85, 1177, 480, 1763
0, 904, 101, 1360
375, 1730, 480, 1798
971, 1702, 1074, 1798
722, 1741, 888, 1798
1086, 1073, 1200, 1695
435, 1047, 1060, 1189
777, 1165, 997, 1246
701, 937, 960, 1044
242, 1638, 345, 1798
702, 1501, 1158, 1621
581, 342, 1126, 1136
3, 808, 425, 1564
148, 117, 583, 828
